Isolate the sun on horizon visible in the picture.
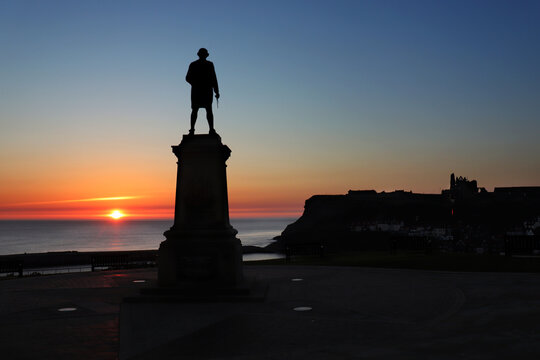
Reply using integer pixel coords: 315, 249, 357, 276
108, 210, 125, 220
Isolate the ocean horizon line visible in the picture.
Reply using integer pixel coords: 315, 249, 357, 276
0, 216, 299, 222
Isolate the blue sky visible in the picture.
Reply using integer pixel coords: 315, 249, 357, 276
1, 0, 539, 218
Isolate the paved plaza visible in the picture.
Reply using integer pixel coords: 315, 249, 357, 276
1, 265, 540, 359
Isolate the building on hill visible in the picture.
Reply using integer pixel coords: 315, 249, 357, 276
494, 187, 540, 198
442, 173, 479, 199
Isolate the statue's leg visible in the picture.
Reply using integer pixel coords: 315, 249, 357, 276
190, 109, 198, 134
206, 107, 215, 133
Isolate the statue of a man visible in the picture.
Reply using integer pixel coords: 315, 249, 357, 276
186, 48, 220, 135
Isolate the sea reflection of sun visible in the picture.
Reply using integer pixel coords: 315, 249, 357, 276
108, 210, 125, 219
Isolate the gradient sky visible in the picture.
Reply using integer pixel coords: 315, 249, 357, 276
1, 0, 539, 219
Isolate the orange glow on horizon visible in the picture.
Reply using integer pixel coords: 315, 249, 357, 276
0, 204, 301, 220
7, 196, 141, 207
0, 191, 304, 220
229, 208, 302, 218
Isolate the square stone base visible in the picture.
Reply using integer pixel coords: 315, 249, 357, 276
157, 235, 243, 288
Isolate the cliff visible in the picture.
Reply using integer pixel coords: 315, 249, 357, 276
275, 185, 540, 253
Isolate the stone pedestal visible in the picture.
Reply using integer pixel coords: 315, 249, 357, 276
158, 133, 243, 288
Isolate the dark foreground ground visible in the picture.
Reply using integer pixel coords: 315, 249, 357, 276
1, 264, 540, 359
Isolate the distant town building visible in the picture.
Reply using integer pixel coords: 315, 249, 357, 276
494, 187, 540, 198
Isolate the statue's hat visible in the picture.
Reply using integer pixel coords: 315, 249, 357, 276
197, 48, 209, 57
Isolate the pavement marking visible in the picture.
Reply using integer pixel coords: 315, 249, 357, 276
293, 306, 312, 311
57, 307, 77, 312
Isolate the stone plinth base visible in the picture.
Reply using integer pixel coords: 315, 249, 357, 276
125, 277, 267, 303
157, 231, 243, 288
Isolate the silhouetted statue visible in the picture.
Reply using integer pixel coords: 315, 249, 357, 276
186, 48, 220, 135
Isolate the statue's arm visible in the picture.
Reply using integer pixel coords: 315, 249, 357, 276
186, 64, 193, 85
211, 63, 219, 96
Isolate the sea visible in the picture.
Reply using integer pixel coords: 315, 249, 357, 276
0, 218, 296, 261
